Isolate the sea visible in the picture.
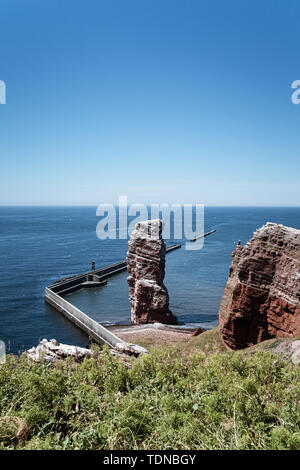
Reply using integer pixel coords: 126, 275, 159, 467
0, 206, 299, 354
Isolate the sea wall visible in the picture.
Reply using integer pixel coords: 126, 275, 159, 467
45, 288, 123, 348
49, 261, 128, 295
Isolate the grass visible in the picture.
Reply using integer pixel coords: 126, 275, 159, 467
118, 326, 226, 353
246, 336, 300, 357
174, 326, 227, 356
0, 339, 299, 450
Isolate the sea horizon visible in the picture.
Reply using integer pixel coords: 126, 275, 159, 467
1, 204, 300, 208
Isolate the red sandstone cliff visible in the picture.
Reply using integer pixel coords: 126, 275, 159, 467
219, 223, 300, 350
126, 219, 178, 325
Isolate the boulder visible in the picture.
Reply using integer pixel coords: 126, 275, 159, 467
27, 338, 149, 363
27, 339, 93, 362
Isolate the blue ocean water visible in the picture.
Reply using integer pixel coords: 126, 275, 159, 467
0, 206, 299, 354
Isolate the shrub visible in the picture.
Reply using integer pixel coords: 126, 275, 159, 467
0, 347, 299, 450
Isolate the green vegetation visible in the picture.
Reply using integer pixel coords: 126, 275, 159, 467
174, 326, 227, 356
245, 336, 300, 360
126, 326, 227, 353
0, 339, 299, 450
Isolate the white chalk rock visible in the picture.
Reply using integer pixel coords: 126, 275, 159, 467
115, 342, 149, 356
27, 339, 93, 362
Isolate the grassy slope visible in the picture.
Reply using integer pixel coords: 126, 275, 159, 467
174, 326, 227, 355
0, 329, 299, 450
126, 326, 227, 353
136, 325, 299, 361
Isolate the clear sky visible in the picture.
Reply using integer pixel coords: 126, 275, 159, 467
0, 0, 299, 206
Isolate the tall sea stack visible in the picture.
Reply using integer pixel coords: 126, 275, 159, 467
126, 219, 178, 325
219, 223, 300, 350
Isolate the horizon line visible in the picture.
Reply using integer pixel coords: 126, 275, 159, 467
0, 204, 300, 208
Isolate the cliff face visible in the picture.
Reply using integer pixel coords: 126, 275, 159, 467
126, 219, 178, 325
219, 223, 300, 350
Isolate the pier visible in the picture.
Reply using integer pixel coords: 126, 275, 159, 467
48, 243, 182, 296
190, 229, 216, 242
44, 232, 216, 351
45, 243, 182, 350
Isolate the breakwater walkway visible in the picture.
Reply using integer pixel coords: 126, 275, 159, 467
45, 243, 182, 351
44, 231, 215, 352
48, 243, 182, 296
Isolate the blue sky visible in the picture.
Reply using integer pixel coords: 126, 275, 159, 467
0, 0, 299, 206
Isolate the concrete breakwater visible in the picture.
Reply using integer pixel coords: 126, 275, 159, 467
48, 243, 182, 296
45, 288, 123, 349
45, 243, 182, 350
